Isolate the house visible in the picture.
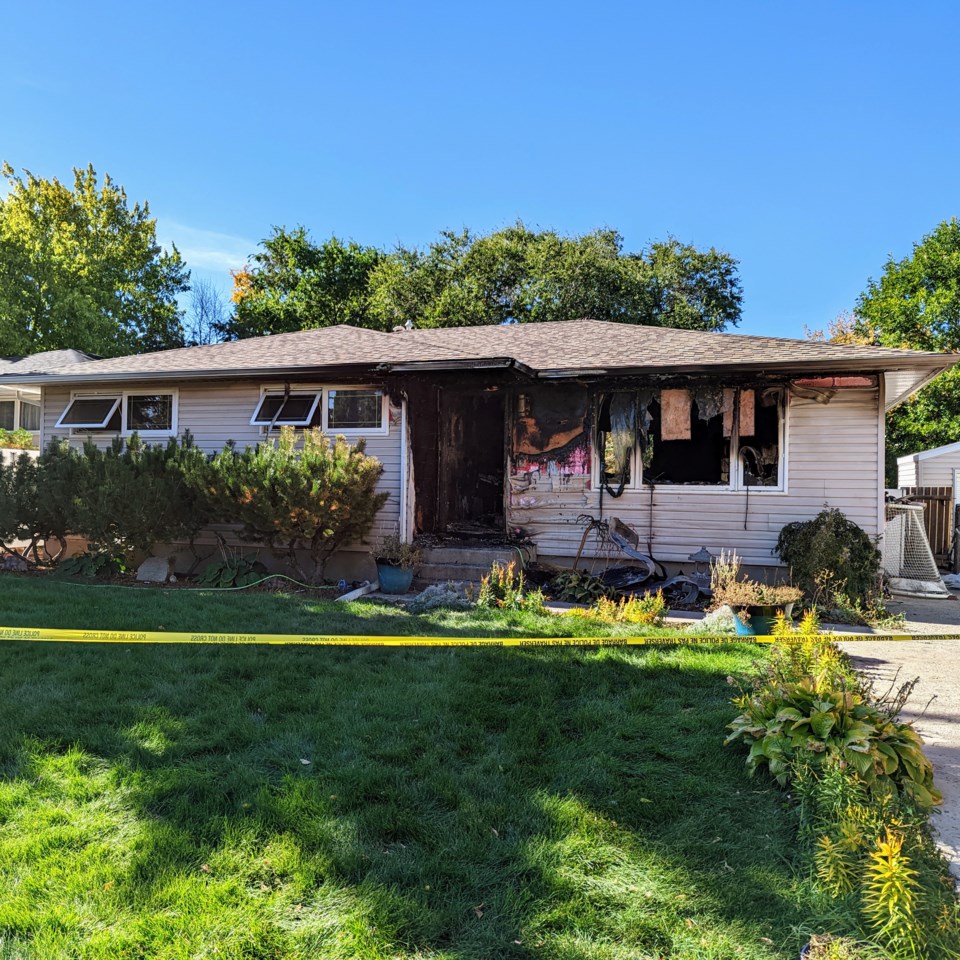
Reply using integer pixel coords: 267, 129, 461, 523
896, 440, 960, 569
0, 320, 954, 579
897, 441, 960, 494
0, 349, 96, 461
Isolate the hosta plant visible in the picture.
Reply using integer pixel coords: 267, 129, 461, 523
726, 678, 941, 811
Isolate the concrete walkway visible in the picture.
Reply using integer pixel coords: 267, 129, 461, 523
839, 636, 960, 874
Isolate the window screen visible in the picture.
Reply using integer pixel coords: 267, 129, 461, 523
0, 401, 14, 431
57, 396, 121, 428
126, 395, 174, 431
327, 390, 383, 430
251, 392, 321, 426
20, 401, 40, 432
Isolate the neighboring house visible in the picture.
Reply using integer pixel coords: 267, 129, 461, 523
896, 441, 960, 568
897, 441, 960, 494
0, 320, 953, 578
0, 349, 96, 460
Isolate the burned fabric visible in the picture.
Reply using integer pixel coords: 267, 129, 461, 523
660, 389, 692, 441
604, 392, 637, 483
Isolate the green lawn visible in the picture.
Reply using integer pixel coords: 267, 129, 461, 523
0, 576, 814, 959
0, 574, 682, 639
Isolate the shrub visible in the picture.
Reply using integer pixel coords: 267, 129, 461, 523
0, 428, 37, 450
729, 634, 960, 958
197, 555, 267, 588
58, 550, 126, 579
548, 569, 608, 603
374, 534, 421, 568
0, 442, 83, 563
566, 591, 667, 626
477, 560, 545, 612
710, 549, 802, 609
0, 435, 214, 564
205, 427, 388, 583
727, 676, 940, 811
776, 508, 881, 605
72, 433, 215, 556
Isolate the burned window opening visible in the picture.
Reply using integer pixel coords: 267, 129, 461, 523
739, 388, 782, 487
647, 397, 730, 485
512, 386, 591, 480
596, 392, 637, 496
595, 385, 784, 489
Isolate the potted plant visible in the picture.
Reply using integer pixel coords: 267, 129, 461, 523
710, 550, 802, 635
373, 534, 422, 594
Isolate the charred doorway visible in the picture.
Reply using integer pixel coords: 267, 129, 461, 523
408, 383, 506, 536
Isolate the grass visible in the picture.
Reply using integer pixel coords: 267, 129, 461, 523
0, 575, 816, 958
0, 574, 682, 639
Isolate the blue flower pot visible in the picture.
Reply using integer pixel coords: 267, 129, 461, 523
733, 603, 795, 636
376, 562, 414, 595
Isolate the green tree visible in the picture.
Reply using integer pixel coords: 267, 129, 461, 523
227, 222, 742, 336
854, 219, 960, 479
369, 224, 741, 331
225, 228, 384, 338
0, 163, 189, 357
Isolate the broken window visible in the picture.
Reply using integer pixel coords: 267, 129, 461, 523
596, 392, 636, 491
595, 385, 784, 489
513, 386, 591, 478
738, 387, 782, 487
646, 391, 730, 485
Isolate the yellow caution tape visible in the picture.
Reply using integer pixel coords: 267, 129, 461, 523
0, 627, 953, 646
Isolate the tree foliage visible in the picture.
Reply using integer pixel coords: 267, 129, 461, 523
226, 228, 384, 338
0, 163, 190, 357
852, 219, 960, 475
225, 223, 742, 337
370, 225, 743, 331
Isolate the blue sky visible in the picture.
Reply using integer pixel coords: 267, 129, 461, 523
4, 1, 959, 337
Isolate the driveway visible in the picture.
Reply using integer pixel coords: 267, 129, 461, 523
840, 595, 960, 874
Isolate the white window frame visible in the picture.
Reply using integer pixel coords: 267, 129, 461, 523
0, 398, 18, 432
55, 389, 179, 437
250, 390, 322, 427
591, 389, 788, 495
255, 385, 389, 437
18, 399, 41, 432
323, 386, 389, 437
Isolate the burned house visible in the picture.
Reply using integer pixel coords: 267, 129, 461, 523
1, 319, 954, 576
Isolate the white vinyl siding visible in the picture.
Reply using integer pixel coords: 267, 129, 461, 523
917, 457, 957, 488
897, 457, 918, 488
506, 387, 882, 568
41, 380, 402, 548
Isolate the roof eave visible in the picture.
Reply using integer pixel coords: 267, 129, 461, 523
534, 356, 957, 380
0, 362, 398, 387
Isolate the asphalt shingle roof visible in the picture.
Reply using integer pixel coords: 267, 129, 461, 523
0, 319, 952, 384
